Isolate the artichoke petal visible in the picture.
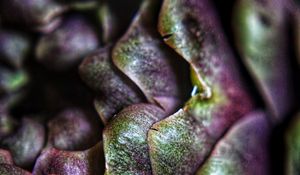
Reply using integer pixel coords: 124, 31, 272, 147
148, 109, 214, 175
1, 118, 45, 168
0, 0, 67, 32
196, 111, 270, 175
0, 164, 31, 175
148, 0, 254, 174
0, 30, 31, 68
97, 2, 119, 43
113, 0, 186, 115
0, 67, 29, 94
79, 46, 146, 123
97, 0, 142, 43
47, 108, 102, 151
33, 142, 104, 175
36, 15, 99, 70
103, 104, 165, 175
233, 0, 294, 121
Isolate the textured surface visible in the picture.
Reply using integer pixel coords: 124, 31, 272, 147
47, 108, 101, 150
113, 0, 186, 115
147, 0, 254, 174
0, 164, 31, 175
103, 104, 165, 175
148, 109, 214, 175
0, 0, 298, 174
79, 46, 146, 123
33, 142, 104, 175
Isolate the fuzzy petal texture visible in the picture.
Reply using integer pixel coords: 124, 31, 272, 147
79, 46, 146, 123
148, 0, 254, 174
113, 0, 186, 115
103, 104, 165, 175
0, 164, 31, 175
33, 142, 104, 175
47, 108, 102, 150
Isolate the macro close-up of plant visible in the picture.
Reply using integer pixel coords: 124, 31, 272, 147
0, 0, 299, 174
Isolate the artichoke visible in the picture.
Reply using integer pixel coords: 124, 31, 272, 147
0, 0, 299, 174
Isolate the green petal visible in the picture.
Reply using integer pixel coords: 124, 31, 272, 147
0, 68, 29, 94
148, 109, 214, 174
103, 104, 165, 175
